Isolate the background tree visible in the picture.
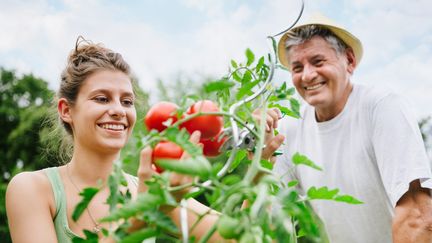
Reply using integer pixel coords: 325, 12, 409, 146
0, 67, 54, 242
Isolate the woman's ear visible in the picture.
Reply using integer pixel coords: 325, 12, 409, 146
345, 48, 357, 74
58, 98, 72, 124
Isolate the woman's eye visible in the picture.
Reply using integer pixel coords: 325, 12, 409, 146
122, 99, 134, 107
94, 96, 109, 103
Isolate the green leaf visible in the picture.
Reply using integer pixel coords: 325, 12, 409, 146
287, 180, 298, 187
157, 156, 212, 179
307, 186, 339, 200
334, 195, 363, 204
256, 56, 265, 72
72, 187, 99, 222
270, 36, 277, 58
236, 79, 260, 100
260, 159, 273, 170
119, 228, 158, 243
289, 98, 301, 118
292, 152, 322, 171
245, 48, 255, 66
164, 126, 202, 157
222, 174, 242, 185
101, 193, 163, 222
229, 150, 247, 172
231, 59, 238, 68
268, 103, 300, 119
204, 79, 235, 93
143, 211, 179, 234
72, 230, 98, 243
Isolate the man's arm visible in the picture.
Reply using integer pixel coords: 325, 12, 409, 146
393, 179, 432, 243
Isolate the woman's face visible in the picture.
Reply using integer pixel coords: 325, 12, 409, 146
67, 70, 136, 153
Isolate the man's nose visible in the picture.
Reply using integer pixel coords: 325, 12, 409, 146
301, 64, 318, 82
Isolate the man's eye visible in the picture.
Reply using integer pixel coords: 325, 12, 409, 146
292, 66, 303, 73
314, 59, 324, 66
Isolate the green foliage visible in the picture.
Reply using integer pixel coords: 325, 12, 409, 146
0, 67, 54, 182
72, 187, 100, 222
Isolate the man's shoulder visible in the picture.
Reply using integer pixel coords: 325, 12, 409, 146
353, 83, 403, 110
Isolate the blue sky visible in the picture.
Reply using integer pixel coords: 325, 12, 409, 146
0, 0, 431, 118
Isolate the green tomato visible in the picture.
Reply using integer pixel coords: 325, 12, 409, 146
217, 215, 241, 239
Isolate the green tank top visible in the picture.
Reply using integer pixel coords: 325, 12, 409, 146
44, 167, 155, 243
44, 167, 79, 243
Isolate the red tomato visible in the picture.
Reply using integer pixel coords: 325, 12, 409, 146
145, 101, 178, 132
201, 133, 227, 157
152, 141, 184, 173
180, 100, 223, 139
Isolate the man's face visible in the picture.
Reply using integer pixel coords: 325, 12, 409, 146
287, 36, 356, 121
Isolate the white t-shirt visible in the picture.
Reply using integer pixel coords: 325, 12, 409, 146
275, 83, 432, 243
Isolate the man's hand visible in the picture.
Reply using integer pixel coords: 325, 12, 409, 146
393, 179, 432, 243
252, 108, 285, 162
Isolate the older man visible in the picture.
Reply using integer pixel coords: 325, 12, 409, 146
266, 15, 432, 242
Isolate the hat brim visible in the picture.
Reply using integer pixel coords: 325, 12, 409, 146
277, 18, 363, 70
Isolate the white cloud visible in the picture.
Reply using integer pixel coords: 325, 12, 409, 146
0, 0, 430, 117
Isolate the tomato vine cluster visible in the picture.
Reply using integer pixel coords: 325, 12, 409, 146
144, 100, 227, 173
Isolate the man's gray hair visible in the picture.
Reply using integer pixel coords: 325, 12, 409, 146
284, 25, 349, 56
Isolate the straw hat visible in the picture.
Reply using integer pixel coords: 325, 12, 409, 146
277, 14, 363, 70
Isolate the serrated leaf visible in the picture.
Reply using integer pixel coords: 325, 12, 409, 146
268, 103, 300, 119
292, 152, 322, 171
334, 195, 363, 204
204, 79, 235, 93
119, 228, 158, 243
236, 79, 260, 100
157, 156, 212, 179
245, 48, 255, 66
72, 187, 99, 222
307, 186, 339, 200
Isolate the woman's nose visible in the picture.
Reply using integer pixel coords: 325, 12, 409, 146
108, 101, 126, 118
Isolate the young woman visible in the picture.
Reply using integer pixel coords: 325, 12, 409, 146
5, 38, 223, 243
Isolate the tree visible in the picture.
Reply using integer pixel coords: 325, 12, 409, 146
0, 67, 54, 180
0, 67, 55, 242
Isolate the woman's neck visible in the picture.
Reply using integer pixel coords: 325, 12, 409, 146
67, 144, 120, 187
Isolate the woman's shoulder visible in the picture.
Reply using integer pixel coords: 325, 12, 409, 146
6, 169, 56, 205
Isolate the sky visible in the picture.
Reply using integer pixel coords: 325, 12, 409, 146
0, 0, 431, 118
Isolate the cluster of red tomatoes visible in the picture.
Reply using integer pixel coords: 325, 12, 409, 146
144, 100, 227, 173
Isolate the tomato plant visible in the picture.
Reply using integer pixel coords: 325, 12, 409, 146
152, 141, 184, 173
180, 100, 223, 139
73, 36, 362, 243
200, 132, 227, 157
144, 101, 178, 132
